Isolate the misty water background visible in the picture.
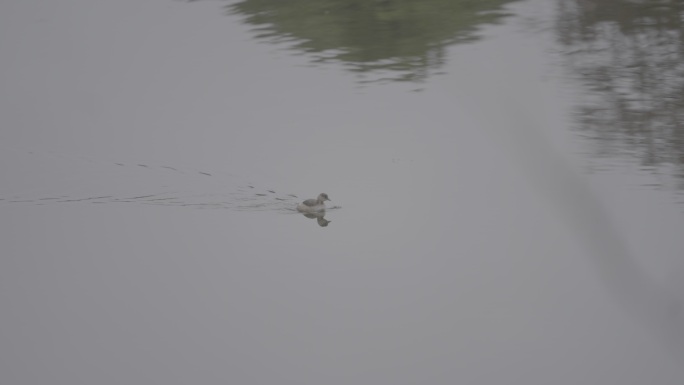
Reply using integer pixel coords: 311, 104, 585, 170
2, 0, 684, 384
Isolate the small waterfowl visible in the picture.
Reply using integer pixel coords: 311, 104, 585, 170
297, 193, 330, 213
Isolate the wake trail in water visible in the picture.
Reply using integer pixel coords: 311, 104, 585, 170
0, 144, 306, 213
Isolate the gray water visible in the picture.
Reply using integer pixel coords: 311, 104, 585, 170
2, 0, 684, 384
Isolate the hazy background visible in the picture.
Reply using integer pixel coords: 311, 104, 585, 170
2, 0, 684, 384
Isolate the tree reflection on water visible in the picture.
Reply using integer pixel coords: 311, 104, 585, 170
554, 0, 684, 360
556, 0, 684, 188
226, 0, 518, 83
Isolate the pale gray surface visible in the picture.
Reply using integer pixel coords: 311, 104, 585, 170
1, 1, 684, 384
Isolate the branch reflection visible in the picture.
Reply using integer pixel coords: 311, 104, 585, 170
554, 0, 684, 358
557, 0, 684, 188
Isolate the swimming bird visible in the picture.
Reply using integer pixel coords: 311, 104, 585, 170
297, 193, 330, 213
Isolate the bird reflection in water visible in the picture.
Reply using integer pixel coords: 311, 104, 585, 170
301, 211, 331, 227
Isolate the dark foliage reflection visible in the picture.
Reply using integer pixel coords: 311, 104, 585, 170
557, 0, 684, 188
221, 0, 518, 83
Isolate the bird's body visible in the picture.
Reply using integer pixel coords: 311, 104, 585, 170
296, 193, 330, 213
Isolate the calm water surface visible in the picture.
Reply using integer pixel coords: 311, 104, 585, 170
1, 0, 684, 384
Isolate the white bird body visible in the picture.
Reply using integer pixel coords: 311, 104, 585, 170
296, 193, 330, 213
